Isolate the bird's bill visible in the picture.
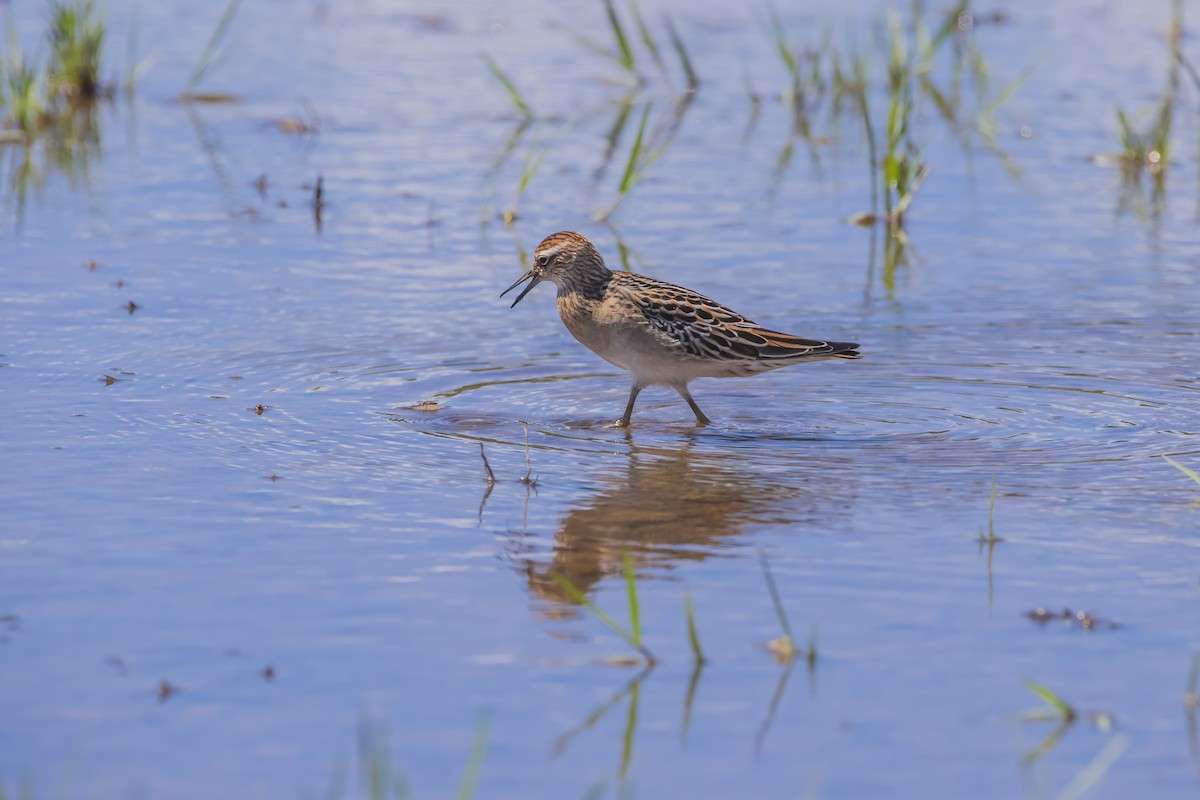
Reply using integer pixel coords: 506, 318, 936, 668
500, 270, 542, 308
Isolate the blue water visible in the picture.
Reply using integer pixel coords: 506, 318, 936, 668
2, 1, 1200, 797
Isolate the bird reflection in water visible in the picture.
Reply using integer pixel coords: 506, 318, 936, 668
517, 439, 820, 614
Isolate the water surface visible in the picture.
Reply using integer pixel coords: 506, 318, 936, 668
2, 1, 1200, 797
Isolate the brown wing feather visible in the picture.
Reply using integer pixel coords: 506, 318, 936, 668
613, 272, 860, 363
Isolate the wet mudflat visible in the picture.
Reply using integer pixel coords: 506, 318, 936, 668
2, 0, 1200, 797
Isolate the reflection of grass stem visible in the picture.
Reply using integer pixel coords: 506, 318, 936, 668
185, 0, 241, 94
665, 14, 697, 93
355, 715, 488, 800
1186, 652, 1200, 709
1056, 735, 1130, 800
755, 658, 795, 753
455, 715, 491, 800
681, 659, 703, 744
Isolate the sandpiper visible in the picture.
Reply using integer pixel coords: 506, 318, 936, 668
501, 231, 860, 426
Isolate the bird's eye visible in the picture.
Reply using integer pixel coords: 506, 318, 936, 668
537, 254, 551, 267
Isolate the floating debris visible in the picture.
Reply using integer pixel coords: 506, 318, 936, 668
846, 211, 879, 227
1026, 608, 1117, 631
178, 91, 242, 104
767, 635, 797, 664
125, 301, 140, 314
157, 680, 180, 702
272, 117, 315, 134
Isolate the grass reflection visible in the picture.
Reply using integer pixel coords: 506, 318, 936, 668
552, 663, 652, 794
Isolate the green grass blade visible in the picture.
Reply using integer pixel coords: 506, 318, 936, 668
517, 138, 546, 193
928, 0, 969, 57
617, 102, 650, 194
763, 5, 797, 77
186, 0, 241, 91
553, 573, 629, 642
573, 31, 625, 66
1164, 455, 1200, 486
455, 714, 491, 800
1116, 108, 1140, 155
759, 550, 795, 645
622, 552, 641, 648
603, 0, 636, 73
552, 571, 650, 661
627, 0, 663, 71
1024, 679, 1076, 720
684, 590, 705, 663
482, 53, 533, 119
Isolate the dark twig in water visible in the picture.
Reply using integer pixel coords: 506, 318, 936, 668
520, 422, 538, 487
479, 443, 496, 486
312, 174, 324, 233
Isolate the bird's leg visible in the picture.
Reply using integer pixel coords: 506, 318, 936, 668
674, 385, 711, 426
617, 383, 643, 427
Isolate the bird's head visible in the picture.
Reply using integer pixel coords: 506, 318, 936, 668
500, 231, 605, 308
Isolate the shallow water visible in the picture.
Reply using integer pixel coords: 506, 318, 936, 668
3, 0, 1200, 797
